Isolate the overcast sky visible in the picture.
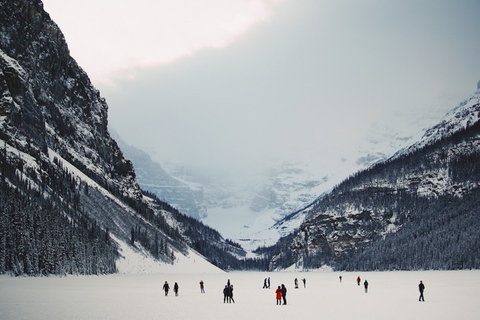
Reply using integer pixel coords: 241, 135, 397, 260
43, 0, 480, 179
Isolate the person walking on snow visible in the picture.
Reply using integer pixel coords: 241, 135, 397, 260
364, 280, 369, 293
302, 278, 306, 288
281, 284, 287, 305
163, 281, 170, 296
223, 285, 229, 303
418, 281, 425, 301
199, 280, 205, 293
357, 276, 361, 286
229, 285, 235, 303
275, 286, 283, 305
174, 282, 179, 296
294, 278, 298, 289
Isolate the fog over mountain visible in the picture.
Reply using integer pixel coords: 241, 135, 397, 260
40, 1, 480, 248
117, 101, 463, 252
41, 0, 480, 188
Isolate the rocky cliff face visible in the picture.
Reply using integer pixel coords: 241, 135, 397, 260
0, 0, 140, 200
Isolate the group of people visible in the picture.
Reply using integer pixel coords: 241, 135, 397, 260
160, 277, 426, 303
160, 278, 235, 303
262, 277, 271, 289
355, 276, 369, 293
294, 277, 306, 289
162, 280, 209, 296
275, 284, 287, 305
162, 281, 179, 296
353, 276, 425, 300
223, 279, 235, 303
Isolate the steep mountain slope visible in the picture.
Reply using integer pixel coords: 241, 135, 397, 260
394, 87, 480, 158
265, 87, 480, 271
0, 0, 139, 201
0, 0, 254, 275
112, 131, 206, 220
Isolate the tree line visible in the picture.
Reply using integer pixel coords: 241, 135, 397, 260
260, 119, 480, 271
0, 145, 117, 275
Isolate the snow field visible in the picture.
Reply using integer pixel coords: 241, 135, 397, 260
1, 270, 479, 320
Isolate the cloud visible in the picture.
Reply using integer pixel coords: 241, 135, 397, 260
42, 0, 480, 183
43, 0, 285, 84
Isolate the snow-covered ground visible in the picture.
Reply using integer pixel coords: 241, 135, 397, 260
114, 235, 224, 275
1, 269, 479, 320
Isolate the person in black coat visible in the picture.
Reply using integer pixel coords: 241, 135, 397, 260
281, 284, 287, 305
229, 285, 235, 303
174, 282, 179, 296
418, 281, 425, 301
162, 281, 170, 296
223, 285, 229, 303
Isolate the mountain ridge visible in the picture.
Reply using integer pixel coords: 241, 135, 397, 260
1, 0, 478, 275
0, 0, 259, 275
264, 87, 480, 270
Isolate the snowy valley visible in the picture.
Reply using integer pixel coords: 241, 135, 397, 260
2, 270, 480, 320
118, 108, 451, 253
1, 0, 480, 280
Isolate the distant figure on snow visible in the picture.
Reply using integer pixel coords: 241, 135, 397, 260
357, 276, 361, 286
223, 285, 229, 303
224, 284, 235, 303
268, 277, 271, 288
418, 281, 425, 301
229, 285, 235, 303
163, 281, 170, 296
263, 278, 268, 289
200, 280, 205, 293
174, 282, 179, 296
294, 278, 298, 289
281, 284, 287, 305
302, 278, 306, 288
364, 280, 369, 293
339, 275, 342, 283
275, 286, 283, 305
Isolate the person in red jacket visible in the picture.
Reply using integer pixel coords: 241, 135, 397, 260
275, 286, 283, 305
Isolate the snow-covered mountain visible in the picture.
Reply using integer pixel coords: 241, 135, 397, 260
3, 0, 478, 275
393, 85, 480, 159
200, 117, 438, 252
266, 85, 480, 271
125, 110, 440, 254
0, 0, 254, 276
111, 130, 207, 220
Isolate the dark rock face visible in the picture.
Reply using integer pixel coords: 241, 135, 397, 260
0, 0, 140, 200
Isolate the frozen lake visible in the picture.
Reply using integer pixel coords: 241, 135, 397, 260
1, 270, 479, 320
